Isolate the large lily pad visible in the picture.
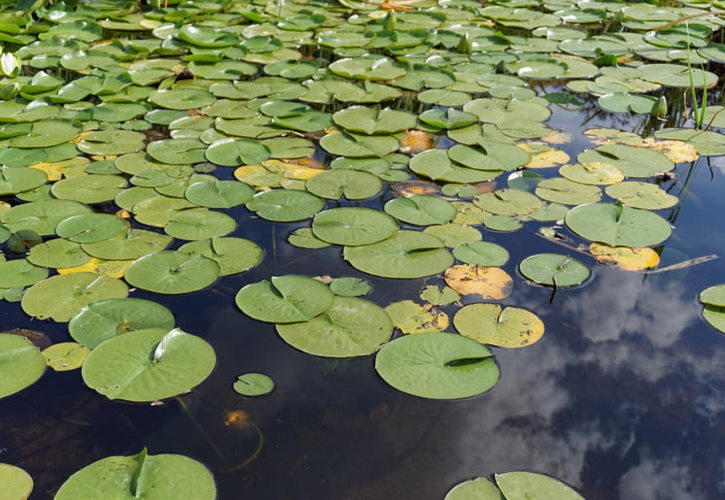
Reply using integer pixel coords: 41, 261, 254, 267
375, 333, 500, 399
82, 328, 216, 402
495, 472, 584, 500
565, 203, 672, 247
312, 207, 398, 246
69, 298, 175, 349
125, 251, 220, 295
276, 296, 393, 358
22, 273, 129, 322
55, 451, 216, 500
0, 333, 46, 399
344, 230, 453, 279
235, 275, 334, 324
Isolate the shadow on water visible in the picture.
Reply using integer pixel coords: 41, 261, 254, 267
1, 97, 725, 500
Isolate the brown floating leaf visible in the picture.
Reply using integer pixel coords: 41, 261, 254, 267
444, 264, 513, 299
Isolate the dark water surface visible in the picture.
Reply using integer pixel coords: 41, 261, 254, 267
2, 100, 725, 500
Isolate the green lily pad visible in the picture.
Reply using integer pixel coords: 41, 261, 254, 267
10, 120, 79, 148
55, 451, 216, 500
445, 478, 502, 500
235, 275, 334, 324
654, 128, 725, 157
82, 328, 216, 402
312, 207, 398, 246
77, 130, 145, 156
344, 230, 453, 279
1, 200, 91, 236
0, 463, 34, 499
28, 238, 91, 268
288, 228, 331, 249
453, 241, 510, 267
605, 182, 678, 209
147, 139, 207, 165
495, 472, 584, 500
276, 296, 393, 358
384, 195, 457, 226
305, 170, 382, 200
0, 333, 46, 399
205, 138, 271, 167
700, 285, 725, 307
320, 132, 399, 158
178, 237, 263, 276
246, 189, 325, 222
56, 213, 127, 243
82, 229, 172, 261
375, 332, 499, 399
578, 144, 674, 178
410, 150, 502, 184
69, 298, 175, 349
125, 251, 220, 295
42, 342, 90, 371
419, 285, 460, 306
329, 277, 372, 297
423, 224, 482, 248
185, 180, 254, 208
0, 166, 47, 195
22, 273, 128, 322
474, 189, 542, 216
535, 178, 602, 205
448, 143, 530, 172
332, 106, 416, 135
565, 202, 672, 247
234, 373, 274, 396
164, 208, 236, 241
51, 174, 128, 204
519, 253, 591, 287
0, 259, 48, 288
149, 89, 216, 110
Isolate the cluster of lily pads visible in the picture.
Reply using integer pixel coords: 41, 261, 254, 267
0, 0, 722, 497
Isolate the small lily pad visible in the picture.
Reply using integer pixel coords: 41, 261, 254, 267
454, 303, 545, 348
234, 373, 274, 397
519, 253, 591, 287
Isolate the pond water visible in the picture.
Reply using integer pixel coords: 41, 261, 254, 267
0, 1, 724, 499
2, 101, 725, 499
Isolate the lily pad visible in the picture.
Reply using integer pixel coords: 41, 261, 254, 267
565, 203, 672, 247
344, 230, 453, 279
69, 298, 175, 349
305, 170, 382, 200
0, 333, 46, 399
246, 189, 325, 222
234, 373, 275, 396
276, 296, 393, 358
385, 300, 449, 334
332, 106, 416, 135
82, 328, 216, 402
42, 342, 90, 371
179, 237, 263, 276
22, 273, 128, 322
329, 277, 372, 297
125, 251, 220, 295
374, 333, 500, 399
164, 208, 236, 241
312, 207, 398, 246
55, 451, 216, 500
56, 213, 127, 243
453, 241, 510, 267
519, 253, 590, 287
0, 463, 34, 499
235, 275, 334, 324
445, 477, 501, 500
495, 472, 584, 500
205, 138, 271, 167
605, 182, 678, 210
384, 195, 457, 226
